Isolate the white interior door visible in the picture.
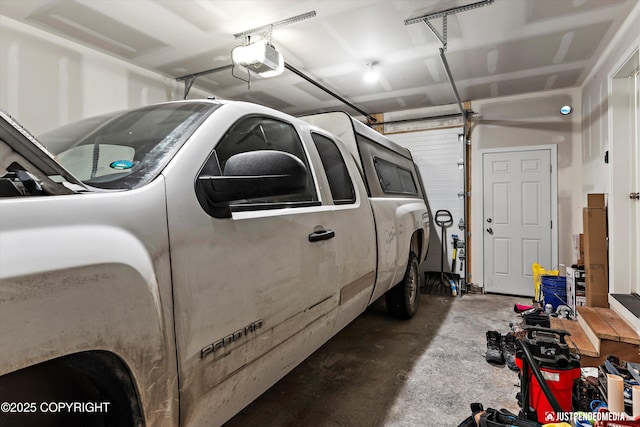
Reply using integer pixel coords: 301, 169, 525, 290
483, 149, 553, 296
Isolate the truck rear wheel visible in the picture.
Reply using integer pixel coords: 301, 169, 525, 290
385, 251, 420, 319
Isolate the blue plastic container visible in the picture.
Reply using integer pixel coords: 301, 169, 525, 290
541, 275, 567, 311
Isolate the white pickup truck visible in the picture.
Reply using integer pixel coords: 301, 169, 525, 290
0, 100, 429, 426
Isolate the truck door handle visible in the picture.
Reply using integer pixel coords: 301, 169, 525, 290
308, 229, 335, 242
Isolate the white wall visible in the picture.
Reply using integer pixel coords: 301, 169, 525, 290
581, 3, 639, 197
380, 4, 640, 292
470, 89, 582, 286
0, 16, 210, 135
580, 3, 640, 296
378, 90, 581, 288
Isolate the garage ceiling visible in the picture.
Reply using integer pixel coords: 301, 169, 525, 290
0, 0, 636, 118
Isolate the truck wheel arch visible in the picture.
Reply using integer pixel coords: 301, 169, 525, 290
0, 351, 143, 427
410, 229, 424, 262
385, 251, 420, 319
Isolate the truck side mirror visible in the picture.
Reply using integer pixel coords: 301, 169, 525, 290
196, 150, 308, 218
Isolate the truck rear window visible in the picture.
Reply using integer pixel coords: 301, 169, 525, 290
373, 157, 418, 196
311, 133, 355, 204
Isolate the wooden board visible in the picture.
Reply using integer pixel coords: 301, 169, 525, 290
595, 307, 640, 345
576, 307, 604, 351
577, 306, 619, 341
550, 317, 599, 358
599, 339, 640, 364
577, 306, 640, 345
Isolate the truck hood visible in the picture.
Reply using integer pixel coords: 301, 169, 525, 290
0, 110, 87, 194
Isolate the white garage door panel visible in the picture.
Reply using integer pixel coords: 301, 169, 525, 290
390, 128, 464, 275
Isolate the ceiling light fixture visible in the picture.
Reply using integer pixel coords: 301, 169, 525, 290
560, 105, 572, 115
364, 62, 379, 83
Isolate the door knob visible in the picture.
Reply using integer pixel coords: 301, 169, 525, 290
631, 192, 640, 200
487, 227, 494, 235
487, 218, 492, 223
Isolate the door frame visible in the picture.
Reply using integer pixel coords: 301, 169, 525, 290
479, 145, 558, 291
608, 47, 639, 297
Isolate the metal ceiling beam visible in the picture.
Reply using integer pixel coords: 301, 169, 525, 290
176, 65, 233, 82
437, 46, 472, 296
404, 0, 494, 51
176, 65, 233, 99
424, 16, 447, 49
404, 0, 494, 25
175, 63, 376, 123
284, 63, 376, 123
439, 48, 464, 118
233, 11, 316, 39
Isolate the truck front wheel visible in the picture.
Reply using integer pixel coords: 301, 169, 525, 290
0, 352, 142, 427
385, 251, 420, 319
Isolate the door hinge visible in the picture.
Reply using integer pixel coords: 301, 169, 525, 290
550, 220, 553, 229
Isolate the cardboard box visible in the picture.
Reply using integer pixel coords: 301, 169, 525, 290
566, 266, 586, 315
587, 193, 606, 208
566, 267, 575, 313
583, 207, 608, 307
573, 233, 584, 265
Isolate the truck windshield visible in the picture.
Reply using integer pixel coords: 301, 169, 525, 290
39, 102, 220, 190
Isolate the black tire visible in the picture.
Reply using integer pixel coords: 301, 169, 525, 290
385, 251, 420, 319
0, 352, 141, 427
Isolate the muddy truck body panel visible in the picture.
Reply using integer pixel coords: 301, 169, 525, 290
300, 111, 430, 300
0, 180, 180, 426
0, 100, 429, 426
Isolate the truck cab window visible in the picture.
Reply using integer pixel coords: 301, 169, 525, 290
211, 116, 317, 206
311, 133, 355, 204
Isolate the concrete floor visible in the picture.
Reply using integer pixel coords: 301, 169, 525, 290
224, 293, 529, 427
